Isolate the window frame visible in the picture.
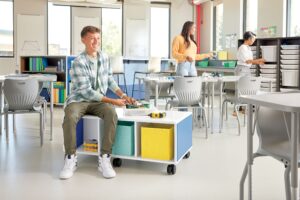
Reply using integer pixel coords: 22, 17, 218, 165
0, 0, 14, 58
213, 2, 224, 51
150, 2, 171, 58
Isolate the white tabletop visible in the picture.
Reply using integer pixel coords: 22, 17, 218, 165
115, 108, 192, 124
0, 74, 57, 82
240, 92, 300, 112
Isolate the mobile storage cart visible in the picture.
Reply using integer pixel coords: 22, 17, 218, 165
75, 109, 192, 175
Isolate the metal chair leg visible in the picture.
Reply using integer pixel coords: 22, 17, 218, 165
235, 105, 241, 135
5, 113, 9, 142
13, 114, 16, 134
202, 107, 208, 139
40, 111, 44, 146
123, 73, 128, 95
284, 164, 291, 200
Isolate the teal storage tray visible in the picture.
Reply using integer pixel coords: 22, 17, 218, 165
112, 121, 134, 156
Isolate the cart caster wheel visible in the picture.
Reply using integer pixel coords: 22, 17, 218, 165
112, 158, 122, 167
167, 164, 176, 175
184, 152, 190, 159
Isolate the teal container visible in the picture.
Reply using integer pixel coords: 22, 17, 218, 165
196, 60, 209, 68
222, 61, 237, 68
112, 121, 134, 156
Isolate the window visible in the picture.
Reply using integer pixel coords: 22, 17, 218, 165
215, 3, 224, 51
48, 2, 70, 55
289, 0, 300, 36
101, 8, 122, 56
245, 0, 258, 33
0, 0, 13, 57
150, 4, 170, 58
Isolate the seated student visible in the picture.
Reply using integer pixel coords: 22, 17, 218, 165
60, 26, 135, 180
172, 21, 212, 77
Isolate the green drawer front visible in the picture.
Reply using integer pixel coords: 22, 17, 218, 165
112, 121, 134, 156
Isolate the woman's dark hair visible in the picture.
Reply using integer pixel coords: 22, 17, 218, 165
243, 31, 256, 41
181, 21, 197, 48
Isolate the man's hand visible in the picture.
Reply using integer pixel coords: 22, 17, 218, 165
123, 96, 136, 105
112, 99, 126, 107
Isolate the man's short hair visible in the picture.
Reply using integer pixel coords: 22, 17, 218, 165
81, 26, 101, 38
243, 31, 256, 41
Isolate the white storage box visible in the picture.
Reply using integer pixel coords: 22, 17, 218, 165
280, 69, 299, 87
281, 60, 299, 65
260, 64, 277, 69
280, 55, 299, 60
251, 69, 257, 73
250, 46, 257, 50
281, 45, 299, 50
260, 46, 277, 62
260, 68, 277, 73
281, 50, 300, 55
281, 64, 299, 70
260, 73, 277, 78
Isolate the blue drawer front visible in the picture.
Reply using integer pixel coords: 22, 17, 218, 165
177, 115, 193, 161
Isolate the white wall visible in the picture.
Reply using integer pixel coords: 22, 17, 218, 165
222, 0, 243, 59
257, 0, 286, 37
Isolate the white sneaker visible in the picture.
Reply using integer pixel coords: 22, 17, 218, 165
59, 154, 77, 179
98, 154, 116, 179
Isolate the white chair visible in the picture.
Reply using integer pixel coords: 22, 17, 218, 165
1, 78, 46, 146
110, 56, 128, 94
132, 57, 169, 98
166, 76, 208, 138
240, 106, 299, 200
221, 76, 262, 135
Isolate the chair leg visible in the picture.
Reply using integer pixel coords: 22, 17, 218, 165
284, 164, 291, 200
123, 73, 128, 95
225, 102, 228, 120
40, 111, 44, 146
202, 107, 208, 139
239, 160, 248, 200
243, 106, 246, 126
13, 114, 16, 134
132, 72, 136, 97
5, 113, 9, 142
235, 105, 241, 136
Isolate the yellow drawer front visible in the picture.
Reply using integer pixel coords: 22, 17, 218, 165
141, 125, 174, 161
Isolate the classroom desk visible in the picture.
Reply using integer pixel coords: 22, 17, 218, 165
240, 92, 300, 200
0, 74, 57, 140
197, 66, 236, 74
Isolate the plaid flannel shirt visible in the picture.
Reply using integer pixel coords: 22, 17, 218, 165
65, 51, 120, 107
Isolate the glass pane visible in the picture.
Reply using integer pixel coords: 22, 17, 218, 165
48, 3, 70, 55
290, 0, 300, 36
246, 0, 258, 33
151, 6, 170, 58
216, 3, 224, 51
102, 8, 122, 56
0, 1, 13, 56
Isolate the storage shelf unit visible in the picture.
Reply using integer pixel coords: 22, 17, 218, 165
238, 37, 300, 92
20, 55, 76, 104
75, 110, 193, 175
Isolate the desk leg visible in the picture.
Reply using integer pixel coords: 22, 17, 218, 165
291, 112, 298, 200
247, 103, 253, 200
211, 83, 214, 133
155, 83, 158, 108
50, 81, 53, 141
0, 83, 2, 133
219, 82, 223, 133
207, 83, 210, 128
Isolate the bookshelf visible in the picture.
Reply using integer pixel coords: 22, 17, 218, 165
20, 55, 76, 105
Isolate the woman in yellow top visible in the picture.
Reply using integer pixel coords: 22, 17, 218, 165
172, 21, 211, 76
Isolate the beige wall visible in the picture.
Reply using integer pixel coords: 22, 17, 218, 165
257, 0, 286, 37
200, 1, 213, 53
0, 0, 47, 75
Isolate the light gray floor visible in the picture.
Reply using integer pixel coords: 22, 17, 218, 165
0, 103, 288, 200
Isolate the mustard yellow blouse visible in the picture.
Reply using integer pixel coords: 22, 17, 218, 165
172, 35, 209, 63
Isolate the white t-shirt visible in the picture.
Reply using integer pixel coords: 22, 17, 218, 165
237, 44, 253, 67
